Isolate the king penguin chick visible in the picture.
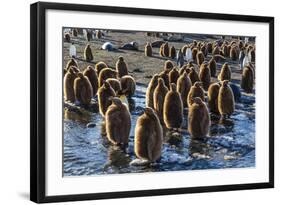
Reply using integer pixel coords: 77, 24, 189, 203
146, 74, 159, 108
153, 78, 169, 123
105, 97, 131, 149
199, 62, 211, 91
83, 66, 98, 97
74, 72, 93, 106
218, 63, 231, 81
163, 83, 183, 130
177, 72, 192, 108
134, 107, 163, 162
116, 56, 128, 78
188, 97, 210, 139
207, 82, 220, 114
187, 81, 205, 107
218, 80, 235, 118
84, 44, 94, 62
98, 81, 116, 117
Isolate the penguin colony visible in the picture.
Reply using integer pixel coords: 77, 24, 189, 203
63, 28, 255, 163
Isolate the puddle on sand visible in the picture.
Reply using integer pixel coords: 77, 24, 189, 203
64, 84, 255, 176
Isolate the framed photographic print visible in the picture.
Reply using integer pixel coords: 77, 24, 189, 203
30, 1, 274, 203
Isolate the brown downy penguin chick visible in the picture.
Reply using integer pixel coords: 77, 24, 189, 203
230, 46, 238, 61
212, 45, 220, 55
177, 72, 192, 108
192, 48, 198, 62
146, 74, 159, 108
159, 70, 170, 89
208, 83, 220, 114
179, 65, 188, 76
163, 83, 183, 129
74, 72, 93, 106
64, 33, 71, 43
218, 80, 235, 118
83, 66, 98, 97
196, 51, 205, 66
98, 68, 117, 87
120, 75, 136, 97
169, 67, 180, 85
65, 58, 78, 71
64, 68, 77, 102
95, 61, 108, 77
241, 66, 254, 93
116, 56, 128, 78
181, 45, 189, 54
105, 97, 131, 147
218, 63, 231, 81
72, 28, 78, 37
105, 78, 122, 95
199, 63, 211, 90
207, 42, 213, 53
187, 81, 205, 107
188, 67, 200, 85
84, 44, 93, 62
208, 57, 217, 77
144, 42, 153, 57
169, 46, 176, 59
164, 60, 174, 71
213, 54, 226, 63
96, 30, 102, 39
221, 44, 229, 57
163, 42, 169, 57
188, 97, 210, 139
153, 78, 169, 123
134, 107, 163, 162
98, 81, 116, 117
159, 44, 165, 57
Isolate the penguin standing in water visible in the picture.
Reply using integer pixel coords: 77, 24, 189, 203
105, 97, 131, 149
98, 81, 116, 117
74, 72, 93, 106
120, 75, 136, 97
163, 83, 183, 130
187, 81, 205, 107
153, 78, 169, 123
83, 66, 99, 97
146, 74, 159, 108
208, 83, 220, 114
134, 107, 163, 162
241, 65, 254, 93
177, 72, 192, 108
188, 97, 210, 139
218, 80, 235, 118
64, 67, 77, 103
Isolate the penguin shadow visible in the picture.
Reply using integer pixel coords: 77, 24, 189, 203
188, 138, 212, 160
105, 145, 131, 169
64, 108, 92, 125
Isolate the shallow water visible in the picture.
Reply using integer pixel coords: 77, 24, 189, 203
64, 84, 255, 176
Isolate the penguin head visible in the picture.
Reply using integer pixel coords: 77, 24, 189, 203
157, 78, 165, 86
77, 72, 84, 78
185, 68, 191, 74
103, 81, 111, 89
144, 107, 155, 116
118, 56, 124, 61
222, 80, 229, 87
194, 81, 202, 88
110, 97, 123, 106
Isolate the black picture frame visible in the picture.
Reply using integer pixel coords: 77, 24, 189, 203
30, 1, 274, 203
